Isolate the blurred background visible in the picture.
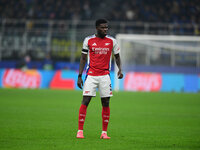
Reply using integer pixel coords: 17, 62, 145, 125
1, 1, 200, 149
0, 0, 200, 92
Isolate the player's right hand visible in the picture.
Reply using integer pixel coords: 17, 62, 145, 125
77, 77, 83, 89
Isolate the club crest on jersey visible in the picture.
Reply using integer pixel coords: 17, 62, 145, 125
105, 43, 110, 46
84, 91, 90, 94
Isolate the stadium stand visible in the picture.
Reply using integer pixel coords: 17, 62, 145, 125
0, 0, 199, 71
108, 0, 200, 24
0, 0, 199, 23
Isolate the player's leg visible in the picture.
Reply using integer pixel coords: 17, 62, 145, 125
100, 97, 111, 139
81, 96, 92, 106
99, 74, 112, 139
77, 96, 92, 138
101, 97, 110, 132
77, 75, 97, 138
79, 96, 92, 130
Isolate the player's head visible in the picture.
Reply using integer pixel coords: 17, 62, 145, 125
95, 19, 108, 38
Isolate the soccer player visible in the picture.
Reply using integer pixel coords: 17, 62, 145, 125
76, 19, 123, 139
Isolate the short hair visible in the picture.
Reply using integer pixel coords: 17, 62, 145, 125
95, 19, 108, 27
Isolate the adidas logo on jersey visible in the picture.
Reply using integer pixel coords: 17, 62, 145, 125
92, 43, 97, 46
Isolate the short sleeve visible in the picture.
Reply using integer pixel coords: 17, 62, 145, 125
82, 37, 89, 54
113, 38, 120, 54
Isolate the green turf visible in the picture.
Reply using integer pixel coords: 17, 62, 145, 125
0, 89, 200, 150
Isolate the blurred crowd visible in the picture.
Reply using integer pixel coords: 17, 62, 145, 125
109, 0, 200, 24
0, 0, 199, 24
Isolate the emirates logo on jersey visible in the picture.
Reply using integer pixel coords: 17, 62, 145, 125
92, 47, 110, 54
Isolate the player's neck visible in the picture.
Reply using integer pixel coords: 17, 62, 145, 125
95, 34, 106, 39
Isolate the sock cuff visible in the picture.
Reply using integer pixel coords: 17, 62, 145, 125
102, 106, 110, 111
81, 104, 87, 109
78, 130, 83, 132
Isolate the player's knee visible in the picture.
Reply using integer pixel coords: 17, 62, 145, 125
82, 100, 90, 106
101, 98, 110, 107
82, 96, 91, 106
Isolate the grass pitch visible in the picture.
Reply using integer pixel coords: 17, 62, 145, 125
0, 89, 200, 150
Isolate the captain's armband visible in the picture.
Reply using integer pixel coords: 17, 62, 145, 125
82, 49, 88, 54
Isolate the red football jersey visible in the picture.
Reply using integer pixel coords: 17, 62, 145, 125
82, 34, 120, 76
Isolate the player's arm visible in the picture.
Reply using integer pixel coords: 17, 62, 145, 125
77, 52, 87, 89
114, 53, 123, 79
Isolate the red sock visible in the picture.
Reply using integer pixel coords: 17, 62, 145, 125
102, 106, 110, 132
78, 104, 87, 130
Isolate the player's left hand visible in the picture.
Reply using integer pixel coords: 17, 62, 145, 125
118, 70, 123, 79
77, 77, 83, 89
